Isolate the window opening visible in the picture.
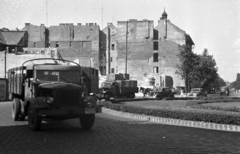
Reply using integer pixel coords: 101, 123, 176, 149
153, 53, 158, 62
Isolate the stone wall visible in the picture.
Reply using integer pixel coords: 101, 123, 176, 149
49, 23, 100, 68
22, 23, 46, 48
117, 19, 154, 43
158, 19, 186, 46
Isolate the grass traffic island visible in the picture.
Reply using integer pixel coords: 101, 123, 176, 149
102, 96, 240, 126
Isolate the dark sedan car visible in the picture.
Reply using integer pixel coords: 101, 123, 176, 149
150, 87, 174, 100
188, 88, 207, 97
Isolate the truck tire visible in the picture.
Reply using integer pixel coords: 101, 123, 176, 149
80, 114, 95, 130
27, 104, 42, 131
12, 98, 21, 121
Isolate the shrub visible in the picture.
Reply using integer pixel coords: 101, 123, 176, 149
102, 97, 240, 126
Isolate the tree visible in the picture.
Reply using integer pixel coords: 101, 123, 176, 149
176, 47, 221, 92
229, 73, 240, 91
209, 75, 226, 91
195, 49, 218, 90
176, 45, 199, 92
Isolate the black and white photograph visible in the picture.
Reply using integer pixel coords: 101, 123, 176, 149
0, 0, 240, 153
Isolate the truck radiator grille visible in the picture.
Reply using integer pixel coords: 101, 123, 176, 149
54, 90, 82, 107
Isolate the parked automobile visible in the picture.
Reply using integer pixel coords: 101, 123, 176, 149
150, 87, 174, 100
220, 87, 229, 96
188, 88, 207, 97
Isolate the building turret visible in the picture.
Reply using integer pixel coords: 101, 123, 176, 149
161, 8, 168, 19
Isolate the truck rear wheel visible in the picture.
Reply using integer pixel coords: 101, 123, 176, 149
12, 98, 21, 121
80, 114, 95, 130
27, 104, 42, 131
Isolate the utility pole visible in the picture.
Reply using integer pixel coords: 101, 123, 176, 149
125, 20, 128, 74
4, 47, 8, 78
108, 25, 111, 74
46, 0, 48, 27
102, 4, 103, 29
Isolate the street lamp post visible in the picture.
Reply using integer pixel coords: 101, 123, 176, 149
4, 47, 8, 78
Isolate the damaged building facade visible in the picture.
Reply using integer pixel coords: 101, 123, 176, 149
1, 9, 194, 88
102, 10, 194, 88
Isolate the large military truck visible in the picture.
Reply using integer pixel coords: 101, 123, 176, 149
8, 58, 101, 131
97, 73, 138, 100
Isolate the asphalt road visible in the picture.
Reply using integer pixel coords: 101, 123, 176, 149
0, 101, 240, 154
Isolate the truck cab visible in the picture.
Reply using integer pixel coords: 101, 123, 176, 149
8, 58, 101, 131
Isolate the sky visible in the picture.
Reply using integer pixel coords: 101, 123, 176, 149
1, 0, 240, 82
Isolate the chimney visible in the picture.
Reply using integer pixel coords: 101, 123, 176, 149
78, 23, 81, 25
25, 23, 30, 26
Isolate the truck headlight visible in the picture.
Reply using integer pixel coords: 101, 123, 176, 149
45, 97, 54, 104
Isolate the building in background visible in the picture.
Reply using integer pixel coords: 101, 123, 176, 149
101, 23, 118, 75
22, 23, 48, 48
0, 9, 194, 88
0, 28, 27, 53
101, 9, 194, 88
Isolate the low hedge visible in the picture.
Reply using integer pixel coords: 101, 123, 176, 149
102, 97, 240, 126
186, 97, 240, 112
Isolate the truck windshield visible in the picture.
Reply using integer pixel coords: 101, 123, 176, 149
37, 70, 81, 83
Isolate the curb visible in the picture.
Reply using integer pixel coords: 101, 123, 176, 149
102, 107, 240, 132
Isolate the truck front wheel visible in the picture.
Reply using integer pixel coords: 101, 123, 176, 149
27, 104, 42, 131
12, 98, 21, 121
80, 114, 95, 130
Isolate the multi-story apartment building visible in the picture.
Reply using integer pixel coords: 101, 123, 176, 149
101, 10, 194, 87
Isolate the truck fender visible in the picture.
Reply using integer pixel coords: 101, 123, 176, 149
12, 93, 22, 100
24, 98, 39, 115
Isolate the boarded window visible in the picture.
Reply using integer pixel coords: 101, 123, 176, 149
153, 53, 158, 62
